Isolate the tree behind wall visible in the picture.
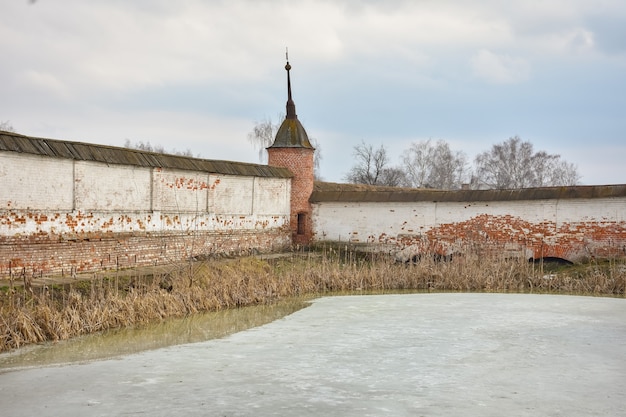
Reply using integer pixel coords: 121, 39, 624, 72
473, 136, 580, 189
344, 141, 408, 186
123, 139, 197, 157
402, 139, 468, 189
0, 120, 16, 133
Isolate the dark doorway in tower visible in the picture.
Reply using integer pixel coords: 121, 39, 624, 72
297, 212, 306, 235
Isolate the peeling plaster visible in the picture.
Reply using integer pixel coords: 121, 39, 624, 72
312, 199, 626, 262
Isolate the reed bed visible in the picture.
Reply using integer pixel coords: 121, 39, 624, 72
1, 250, 624, 352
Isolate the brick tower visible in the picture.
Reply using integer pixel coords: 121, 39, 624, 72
267, 58, 315, 246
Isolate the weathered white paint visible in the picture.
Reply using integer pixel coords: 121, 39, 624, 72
312, 199, 626, 243
312, 197, 626, 262
0, 211, 289, 237
253, 177, 291, 216
0, 153, 74, 210
74, 160, 152, 211
210, 175, 254, 215
153, 168, 210, 213
0, 152, 290, 238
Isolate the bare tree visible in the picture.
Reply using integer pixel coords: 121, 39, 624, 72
402, 141, 430, 187
473, 136, 580, 189
0, 120, 16, 133
309, 137, 323, 180
344, 141, 407, 186
402, 139, 467, 189
248, 114, 323, 179
549, 159, 580, 186
344, 141, 386, 185
124, 139, 197, 157
379, 167, 409, 187
248, 115, 279, 164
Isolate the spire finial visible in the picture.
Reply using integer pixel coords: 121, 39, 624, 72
285, 48, 296, 119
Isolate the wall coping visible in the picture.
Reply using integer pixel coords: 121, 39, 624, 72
0, 130, 293, 179
310, 181, 626, 203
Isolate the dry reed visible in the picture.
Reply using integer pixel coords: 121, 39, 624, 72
1, 250, 624, 352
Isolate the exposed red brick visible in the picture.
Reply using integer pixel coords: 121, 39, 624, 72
0, 229, 290, 277
268, 147, 315, 245
396, 214, 626, 261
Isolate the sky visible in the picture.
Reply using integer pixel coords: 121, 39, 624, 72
1, 0, 625, 185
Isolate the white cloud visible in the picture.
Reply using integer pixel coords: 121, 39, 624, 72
18, 70, 72, 99
2, 1, 516, 94
555, 28, 595, 53
1, 0, 624, 185
470, 49, 531, 84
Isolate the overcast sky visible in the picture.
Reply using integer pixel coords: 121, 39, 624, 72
2, 0, 625, 185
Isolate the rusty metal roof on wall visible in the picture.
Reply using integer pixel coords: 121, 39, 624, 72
311, 181, 626, 203
0, 130, 293, 178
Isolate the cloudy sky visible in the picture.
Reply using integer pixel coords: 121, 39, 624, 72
2, 0, 625, 185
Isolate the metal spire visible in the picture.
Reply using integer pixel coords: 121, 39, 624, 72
285, 48, 297, 120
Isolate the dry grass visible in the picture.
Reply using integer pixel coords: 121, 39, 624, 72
1, 249, 624, 352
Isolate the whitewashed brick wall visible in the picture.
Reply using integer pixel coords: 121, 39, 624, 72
1, 154, 290, 237
312, 198, 626, 261
1, 153, 74, 210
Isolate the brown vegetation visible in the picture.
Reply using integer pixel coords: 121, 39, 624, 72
1, 248, 624, 352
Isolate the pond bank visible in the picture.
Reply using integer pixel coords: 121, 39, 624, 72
0, 297, 310, 371
1, 251, 624, 352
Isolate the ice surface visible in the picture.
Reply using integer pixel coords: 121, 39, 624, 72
1, 293, 625, 416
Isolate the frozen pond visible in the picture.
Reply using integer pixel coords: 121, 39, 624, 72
1, 293, 625, 416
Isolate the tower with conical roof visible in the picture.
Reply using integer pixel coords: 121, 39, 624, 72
267, 57, 315, 245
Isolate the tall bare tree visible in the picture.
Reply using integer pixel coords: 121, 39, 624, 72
344, 141, 407, 186
402, 139, 467, 189
473, 136, 580, 189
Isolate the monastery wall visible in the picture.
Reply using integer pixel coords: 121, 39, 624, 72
311, 184, 626, 262
0, 149, 291, 277
2, 130, 626, 279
